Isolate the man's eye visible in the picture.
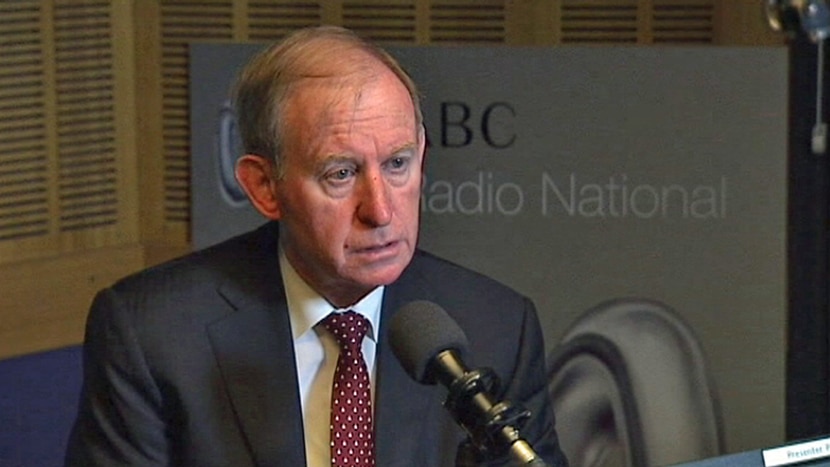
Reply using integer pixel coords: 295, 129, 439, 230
386, 157, 409, 171
327, 168, 355, 181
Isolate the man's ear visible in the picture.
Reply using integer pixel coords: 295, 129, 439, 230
235, 154, 282, 220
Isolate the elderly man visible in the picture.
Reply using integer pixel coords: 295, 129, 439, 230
65, 26, 567, 467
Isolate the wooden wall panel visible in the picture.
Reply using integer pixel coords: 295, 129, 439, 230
429, 1, 506, 43
53, 1, 119, 234
560, 0, 640, 43
0, 2, 52, 251
247, 2, 322, 41
0, 244, 145, 358
0, 0, 783, 359
342, 1, 416, 43
1, 0, 142, 359
651, 0, 714, 43
0, 0, 138, 264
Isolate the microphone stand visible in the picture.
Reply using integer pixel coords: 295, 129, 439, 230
435, 353, 552, 467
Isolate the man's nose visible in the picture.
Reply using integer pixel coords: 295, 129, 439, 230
357, 172, 393, 227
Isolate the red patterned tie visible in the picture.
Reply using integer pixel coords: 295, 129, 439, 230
322, 311, 375, 467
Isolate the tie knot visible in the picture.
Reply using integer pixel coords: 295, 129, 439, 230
322, 310, 369, 351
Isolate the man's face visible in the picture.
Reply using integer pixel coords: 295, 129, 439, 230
273, 66, 424, 306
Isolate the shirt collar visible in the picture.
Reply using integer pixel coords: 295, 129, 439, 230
280, 247, 383, 343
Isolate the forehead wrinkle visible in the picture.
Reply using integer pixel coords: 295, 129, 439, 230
343, 86, 365, 136
285, 60, 417, 168
317, 141, 416, 167
294, 69, 379, 125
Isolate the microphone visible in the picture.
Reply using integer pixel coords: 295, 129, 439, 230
389, 300, 550, 466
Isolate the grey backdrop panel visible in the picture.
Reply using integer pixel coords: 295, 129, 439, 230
190, 44, 788, 456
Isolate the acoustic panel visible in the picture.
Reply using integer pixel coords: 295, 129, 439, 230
429, 1, 506, 43
652, 1, 714, 43
561, 0, 640, 43
560, 0, 714, 44
343, 1, 417, 43
0, 1, 50, 242
54, 0, 118, 232
248, 1, 322, 41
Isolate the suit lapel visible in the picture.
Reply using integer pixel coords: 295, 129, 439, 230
374, 259, 452, 466
206, 223, 307, 466
203, 225, 454, 466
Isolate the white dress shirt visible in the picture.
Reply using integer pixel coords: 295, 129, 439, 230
279, 249, 383, 467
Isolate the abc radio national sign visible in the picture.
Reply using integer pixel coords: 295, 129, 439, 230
190, 44, 787, 455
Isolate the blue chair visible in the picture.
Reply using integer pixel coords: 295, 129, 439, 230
0, 346, 82, 467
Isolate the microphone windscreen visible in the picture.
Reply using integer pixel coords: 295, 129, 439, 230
389, 300, 469, 384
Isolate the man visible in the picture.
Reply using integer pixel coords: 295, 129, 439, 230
65, 26, 567, 466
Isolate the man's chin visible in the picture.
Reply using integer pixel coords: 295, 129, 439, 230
351, 261, 408, 288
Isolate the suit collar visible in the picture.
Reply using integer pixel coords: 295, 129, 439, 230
207, 222, 307, 466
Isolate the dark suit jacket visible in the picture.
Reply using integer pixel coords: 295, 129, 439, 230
65, 221, 567, 466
